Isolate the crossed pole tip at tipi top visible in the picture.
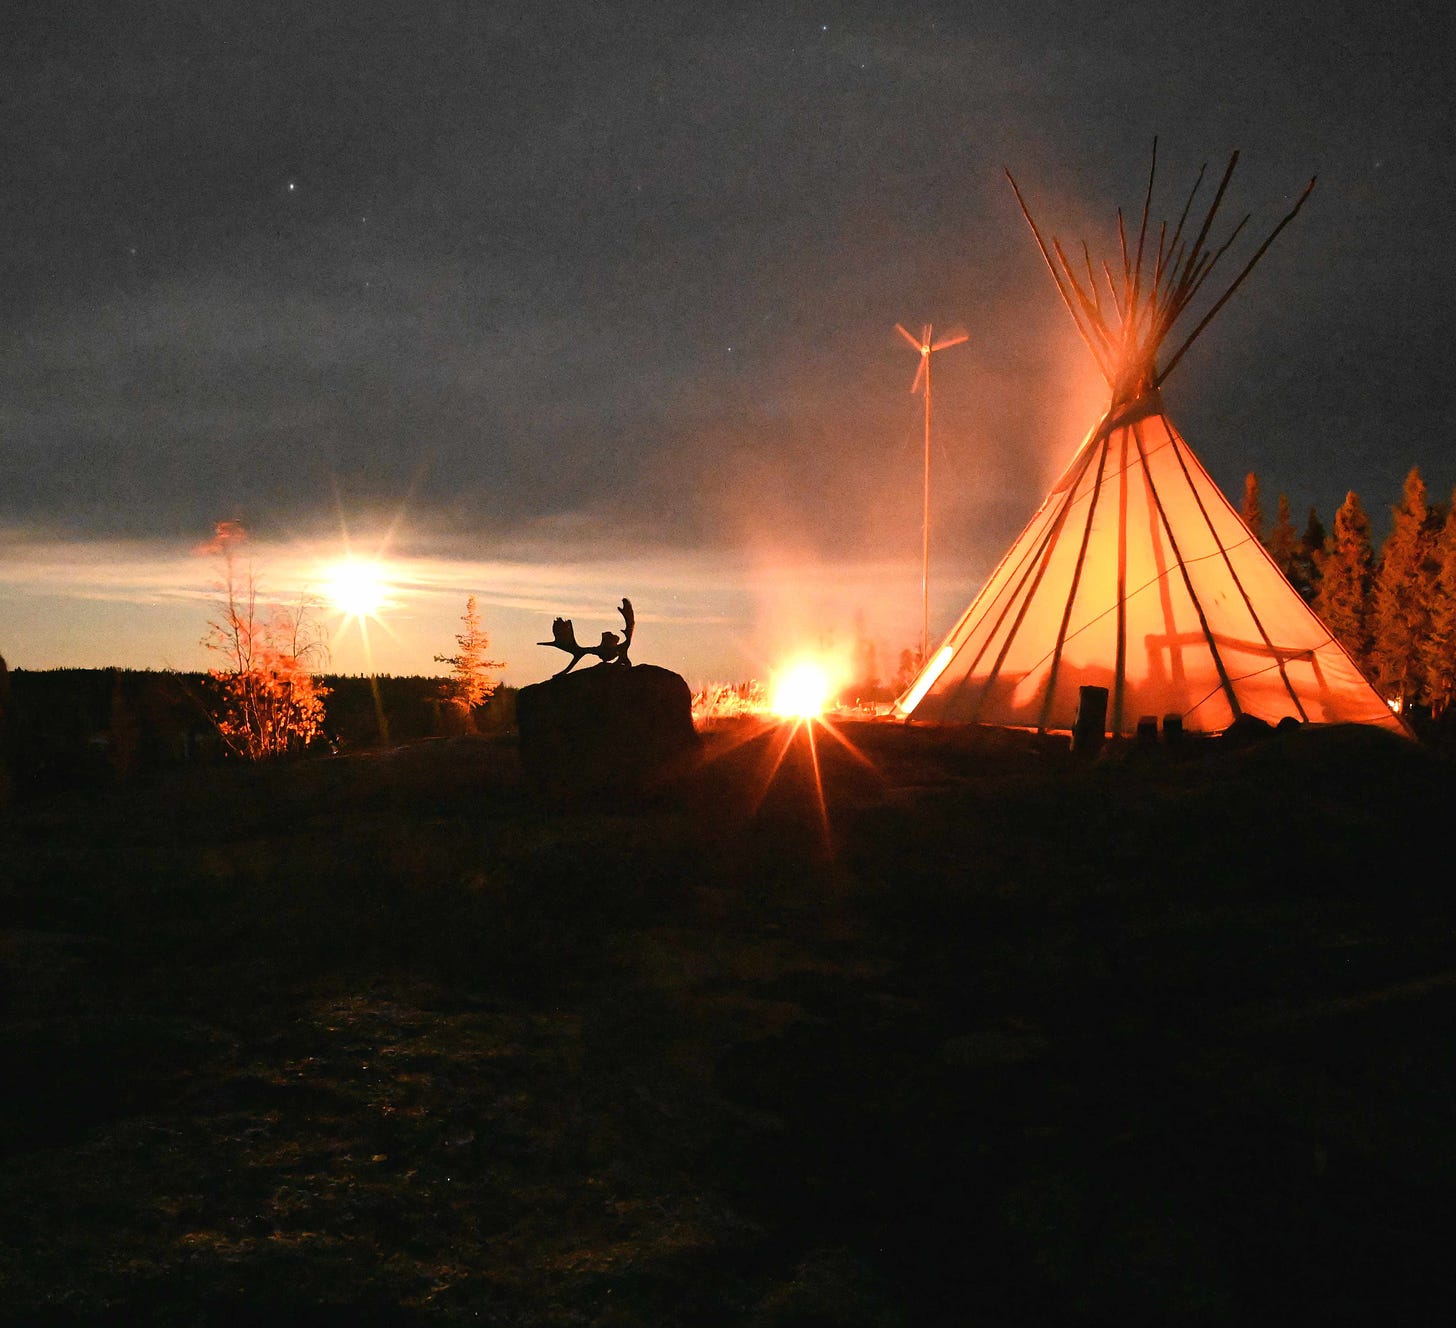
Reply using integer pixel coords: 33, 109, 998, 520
1005, 140, 1316, 410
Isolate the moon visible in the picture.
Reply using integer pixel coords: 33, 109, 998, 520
322, 559, 389, 619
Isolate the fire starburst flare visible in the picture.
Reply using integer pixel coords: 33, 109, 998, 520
770, 658, 839, 719
692, 651, 878, 856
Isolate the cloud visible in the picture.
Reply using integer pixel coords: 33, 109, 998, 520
0, 519, 943, 687
3, 0, 1453, 683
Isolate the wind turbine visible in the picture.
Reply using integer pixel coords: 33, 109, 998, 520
896, 321, 968, 664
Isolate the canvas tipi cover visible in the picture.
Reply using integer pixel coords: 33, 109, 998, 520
897, 150, 1405, 737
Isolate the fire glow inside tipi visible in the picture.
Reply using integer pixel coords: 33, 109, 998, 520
897, 147, 1406, 737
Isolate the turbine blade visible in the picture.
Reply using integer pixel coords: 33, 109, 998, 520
910, 357, 927, 394
895, 323, 923, 350
931, 329, 969, 351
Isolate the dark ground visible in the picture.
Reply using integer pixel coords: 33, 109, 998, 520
2, 719, 1453, 1325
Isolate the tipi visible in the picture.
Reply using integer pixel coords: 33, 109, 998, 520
896, 147, 1406, 736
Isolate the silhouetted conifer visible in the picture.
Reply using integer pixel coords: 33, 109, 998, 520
1295, 505, 1326, 603
1241, 472, 1263, 541
1265, 493, 1301, 586
892, 648, 922, 694
1423, 493, 1456, 719
1370, 468, 1435, 712
1314, 491, 1374, 674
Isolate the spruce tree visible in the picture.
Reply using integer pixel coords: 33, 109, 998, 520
1294, 505, 1326, 603
1370, 467, 1434, 712
1265, 493, 1300, 586
1422, 493, 1456, 719
1313, 491, 1375, 675
435, 596, 504, 710
1240, 471, 1263, 542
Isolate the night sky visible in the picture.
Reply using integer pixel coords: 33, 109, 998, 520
2, 1, 1452, 683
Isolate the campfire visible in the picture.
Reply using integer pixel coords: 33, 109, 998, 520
769, 657, 842, 720
692, 650, 863, 727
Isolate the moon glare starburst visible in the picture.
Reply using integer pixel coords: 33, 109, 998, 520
322, 558, 389, 620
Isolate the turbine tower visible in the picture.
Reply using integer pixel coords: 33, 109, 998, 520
896, 321, 968, 663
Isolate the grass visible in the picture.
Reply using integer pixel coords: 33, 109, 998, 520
2, 721, 1454, 1324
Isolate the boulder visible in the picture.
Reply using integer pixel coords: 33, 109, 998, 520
516, 664, 701, 803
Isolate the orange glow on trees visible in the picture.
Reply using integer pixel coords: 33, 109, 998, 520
198, 522, 329, 760
435, 595, 504, 710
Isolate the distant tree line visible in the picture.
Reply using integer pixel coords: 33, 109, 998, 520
0, 523, 516, 799
0, 667, 519, 799
1243, 467, 1456, 721
837, 468, 1456, 724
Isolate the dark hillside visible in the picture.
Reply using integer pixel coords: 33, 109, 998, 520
1, 670, 515, 796
2, 723, 1452, 1324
